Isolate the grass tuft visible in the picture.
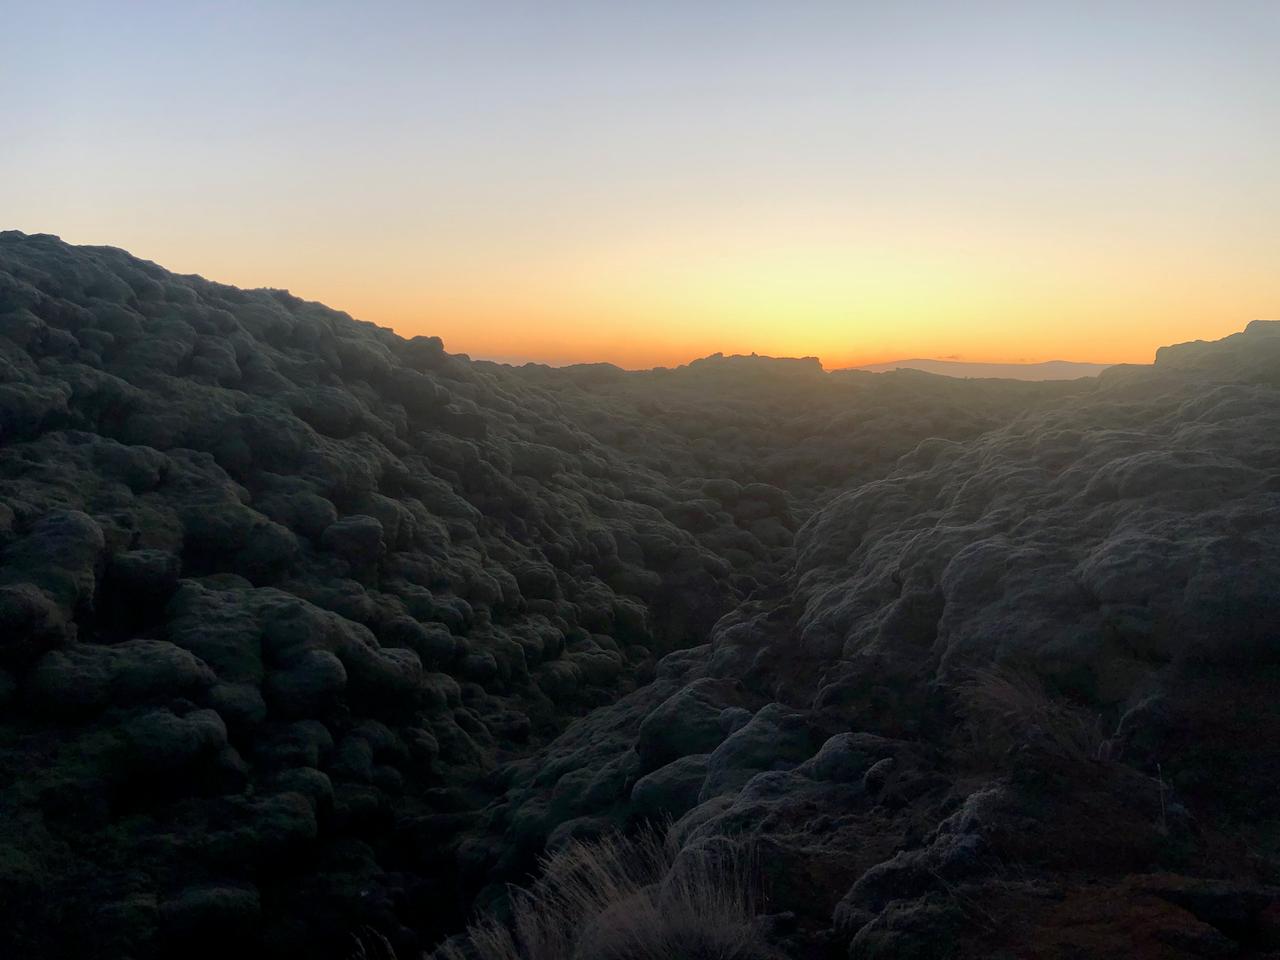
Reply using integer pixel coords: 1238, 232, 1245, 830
432, 827, 777, 960
960, 666, 1107, 763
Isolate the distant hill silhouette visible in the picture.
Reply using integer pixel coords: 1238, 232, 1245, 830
850, 357, 1114, 380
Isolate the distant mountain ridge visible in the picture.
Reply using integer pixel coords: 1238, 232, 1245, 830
496, 352, 1112, 382
850, 357, 1114, 380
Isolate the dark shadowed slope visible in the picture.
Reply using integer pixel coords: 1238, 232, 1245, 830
0, 232, 1059, 959
479, 319, 1280, 959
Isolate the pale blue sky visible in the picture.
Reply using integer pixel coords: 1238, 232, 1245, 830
4, 1, 1278, 366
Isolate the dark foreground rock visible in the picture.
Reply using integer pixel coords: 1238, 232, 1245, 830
1, 231, 1278, 959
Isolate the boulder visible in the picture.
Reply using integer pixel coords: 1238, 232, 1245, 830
0, 583, 70, 667
160, 884, 261, 944
699, 703, 815, 800
630, 753, 710, 819
636, 678, 734, 770
265, 649, 347, 717
26, 639, 215, 717
321, 515, 385, 569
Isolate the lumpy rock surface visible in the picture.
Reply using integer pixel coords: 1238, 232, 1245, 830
1, 231, 1278, 959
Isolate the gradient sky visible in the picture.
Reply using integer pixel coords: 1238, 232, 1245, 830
4, 1, 1278, 368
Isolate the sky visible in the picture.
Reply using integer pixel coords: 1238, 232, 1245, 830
3, 1, 1278, 369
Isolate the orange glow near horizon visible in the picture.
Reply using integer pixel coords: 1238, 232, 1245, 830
90, 221, 1275, 372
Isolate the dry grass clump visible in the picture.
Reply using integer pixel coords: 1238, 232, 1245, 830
433, 827, 776, 960
960, 666, 1108, 763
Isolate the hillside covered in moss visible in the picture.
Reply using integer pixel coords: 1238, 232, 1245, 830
1, 232, 1277, 959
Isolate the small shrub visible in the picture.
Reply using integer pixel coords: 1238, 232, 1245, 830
432, 827, 777, 960
960, 666, 1107, 763
351, 928, 398, 960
